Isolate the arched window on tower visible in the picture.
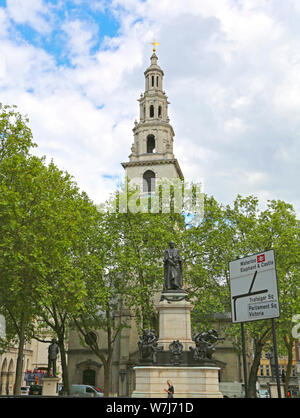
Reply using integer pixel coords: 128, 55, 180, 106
157, 76, 159, 87
143, 170, 155, 194
158, 105, 162, 118
147, 135, 155, 153
150, 105, 154, 118
151, 75, 154, 87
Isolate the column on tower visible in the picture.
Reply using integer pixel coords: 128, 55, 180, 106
121, 50, 183, 193
140, 52, 168, 124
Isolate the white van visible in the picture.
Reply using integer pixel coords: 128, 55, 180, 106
70, 384, 104, 397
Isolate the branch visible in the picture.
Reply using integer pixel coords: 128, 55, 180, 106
5, 306, 20, 336
31, 335, 52, 344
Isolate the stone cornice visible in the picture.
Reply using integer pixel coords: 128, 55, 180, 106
138, 91, 167, 101
76, 359, 102, 369
121, 158, 184, 179
144, 66, 164, 76
133, 120, 175, 137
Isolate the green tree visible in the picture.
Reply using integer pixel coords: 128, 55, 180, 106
0, 103, 42, 394
182, 194, 233, 328
0, 156, 48, 394
0, 103, 36, 160
186, 195, 300, 397
0, 104, 99, 395
73, 185, 186, 395
29, 161, 99, 395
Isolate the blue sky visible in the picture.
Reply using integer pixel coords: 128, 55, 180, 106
0, 0, 121, 65
1, 0, 300, 216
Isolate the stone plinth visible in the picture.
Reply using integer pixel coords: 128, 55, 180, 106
156, 291, 194, 351
268, 382, 285, 398
42, 377, 59, 396
132, 366, 222, 398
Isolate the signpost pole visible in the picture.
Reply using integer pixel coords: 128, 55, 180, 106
241, 322, 248, 398
271, 318, 282, 398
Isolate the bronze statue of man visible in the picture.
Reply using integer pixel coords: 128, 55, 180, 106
163, 242, 183, 291
48, 338, 59, 377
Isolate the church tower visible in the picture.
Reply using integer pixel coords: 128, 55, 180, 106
121, 47, 183, 194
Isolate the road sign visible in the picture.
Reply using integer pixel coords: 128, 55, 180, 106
229, 250, 280, 323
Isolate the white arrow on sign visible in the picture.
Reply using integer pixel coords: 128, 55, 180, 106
231, 270, 268, 322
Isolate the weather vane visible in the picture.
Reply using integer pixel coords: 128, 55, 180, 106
151, 40, 160, 53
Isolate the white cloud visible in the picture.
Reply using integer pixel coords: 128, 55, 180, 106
1, 0, 300, 216
231, 96, 252, 109
6, 0, 53, 33
244, 171, 267, 186
0, 7, 9, 37
62, 19, 98, 60
224, 118, 247, 135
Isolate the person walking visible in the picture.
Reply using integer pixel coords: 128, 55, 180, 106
164, 380, 174, 398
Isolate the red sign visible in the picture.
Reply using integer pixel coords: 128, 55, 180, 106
257, 254, 265, 263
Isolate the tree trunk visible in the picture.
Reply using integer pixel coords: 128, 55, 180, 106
284, 336, 293, 398
248, 339, 264, 398
14, 312, 26, 395
58, 337, 70, 395
103, 360, 110, 397
72, 312, 117, 397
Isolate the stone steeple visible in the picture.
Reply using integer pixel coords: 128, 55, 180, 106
121, 49, 183, 193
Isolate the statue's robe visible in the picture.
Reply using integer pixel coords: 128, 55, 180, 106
163, 248, 183, 290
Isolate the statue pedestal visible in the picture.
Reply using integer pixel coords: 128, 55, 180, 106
132, 366, 222, 398
42, 377, 59, 396
156, 291, 195, 351
132, 289, 223, 398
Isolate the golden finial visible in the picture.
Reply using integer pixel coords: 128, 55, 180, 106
151, 40, 160, 53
